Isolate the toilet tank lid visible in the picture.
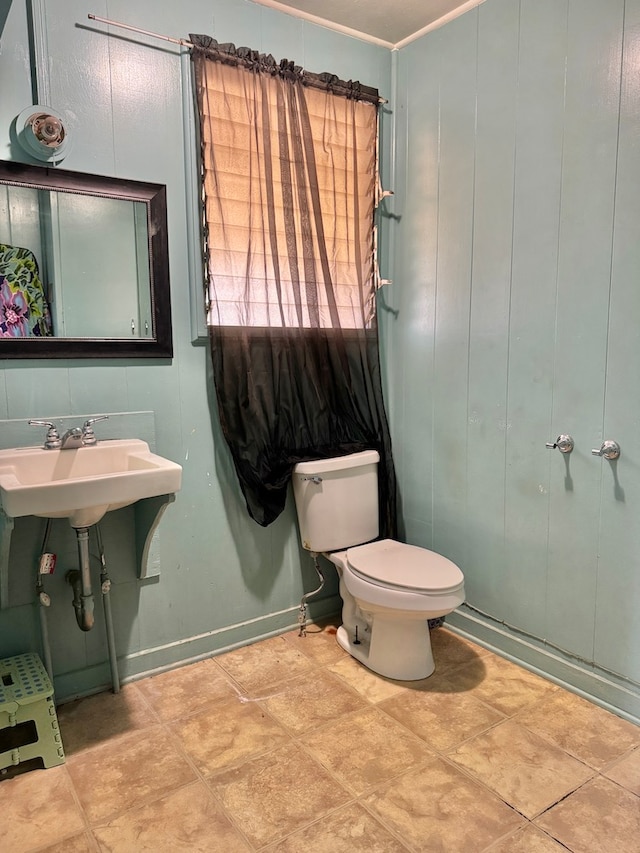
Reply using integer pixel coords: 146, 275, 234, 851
347, 539, 464, 592
294, 450, 379, 475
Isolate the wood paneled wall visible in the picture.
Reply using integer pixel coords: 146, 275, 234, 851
390, 0, 640, 719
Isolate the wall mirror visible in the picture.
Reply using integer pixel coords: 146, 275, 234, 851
0, 160, 172, 358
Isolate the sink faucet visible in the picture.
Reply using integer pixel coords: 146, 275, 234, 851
61, 427, 84, 449
29, 415, 109, 450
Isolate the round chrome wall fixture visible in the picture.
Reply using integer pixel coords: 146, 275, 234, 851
15, 105, 71, 163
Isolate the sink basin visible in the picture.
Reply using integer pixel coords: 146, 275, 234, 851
0, 439, 182, 528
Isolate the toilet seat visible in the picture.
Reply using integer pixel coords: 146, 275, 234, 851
346, 539, 464, 594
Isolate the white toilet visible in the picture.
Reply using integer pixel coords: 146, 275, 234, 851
293, 450, 465, 680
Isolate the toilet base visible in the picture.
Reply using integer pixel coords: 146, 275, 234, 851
336, 616, 435, 681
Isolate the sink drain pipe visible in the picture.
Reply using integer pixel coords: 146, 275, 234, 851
67, 527, 95, 632
66, 524, 120, 692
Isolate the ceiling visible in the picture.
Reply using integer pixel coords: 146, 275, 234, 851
252, 0, 485, 47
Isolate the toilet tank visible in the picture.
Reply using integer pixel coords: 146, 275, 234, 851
292, 450, 380, 552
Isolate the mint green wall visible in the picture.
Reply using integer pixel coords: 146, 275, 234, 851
391, 0, 640, 720
2, 0, 638, 723
0, 0, 391, 700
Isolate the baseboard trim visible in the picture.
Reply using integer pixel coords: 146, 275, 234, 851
54, 594, 342, 704
446, 609, 640, 725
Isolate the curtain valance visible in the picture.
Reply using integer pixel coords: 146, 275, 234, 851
189, 34, 380, 105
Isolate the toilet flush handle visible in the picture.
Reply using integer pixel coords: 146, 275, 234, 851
545, 435, 574, 454
301, 475, 323, 485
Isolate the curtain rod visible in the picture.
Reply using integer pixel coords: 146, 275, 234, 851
86, 14, 387, 104
87, 14, 194, 47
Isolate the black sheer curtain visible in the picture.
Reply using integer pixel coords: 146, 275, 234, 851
191, 36, 397, 536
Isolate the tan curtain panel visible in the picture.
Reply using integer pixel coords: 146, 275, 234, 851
193, 49, 378, 330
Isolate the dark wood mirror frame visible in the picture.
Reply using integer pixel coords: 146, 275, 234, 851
0, 160, 172, 359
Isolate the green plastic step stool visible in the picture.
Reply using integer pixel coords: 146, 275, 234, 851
0, 653, 65, 772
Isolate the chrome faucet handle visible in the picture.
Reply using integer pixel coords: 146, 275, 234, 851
82, 415, 108, 445
28, 419, 61, 449
592, 440, 620, 461
546, 435, 574, 454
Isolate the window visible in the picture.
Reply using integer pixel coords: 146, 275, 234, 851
192, 45, 380, 331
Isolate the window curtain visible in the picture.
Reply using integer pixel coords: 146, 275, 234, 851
190, 36, 397, 536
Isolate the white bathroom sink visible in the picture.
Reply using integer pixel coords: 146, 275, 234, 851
0, 439, 182, 528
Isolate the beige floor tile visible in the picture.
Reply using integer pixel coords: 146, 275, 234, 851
515, 689, 640, 769
6, 629, 637, 853
430, 627, 493, 673
207, 743, 351, 848
282, 618, 347, 665
301, 707, 433, 796
57, 683, 158, 756
258, 668, 368, 735
92, 780, 251, 852
327, 655, 406, 702
65, 725, 196, 824
170, 694, 291, 776
379, 688, 505, 751
37, 833, 96, 853
448, 719, 594, 818
135, 658, 239, 721
485, 824, 569, 852
0, 766, 85, 853
445, 653, 557, 715
263, 801, 409, 852
215, 635, 316, 693
604, 745, 640, 795
390, 651, 491, 696
363, 755, 525, 852
536, 775, 640, 853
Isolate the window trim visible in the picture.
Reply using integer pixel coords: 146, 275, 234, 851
182, 50, 209, 345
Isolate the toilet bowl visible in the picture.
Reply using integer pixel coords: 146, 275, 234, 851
328, 539, 465, 680
292, 451, 466, 681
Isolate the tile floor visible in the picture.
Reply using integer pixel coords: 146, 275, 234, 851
1, 620, 639, 852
